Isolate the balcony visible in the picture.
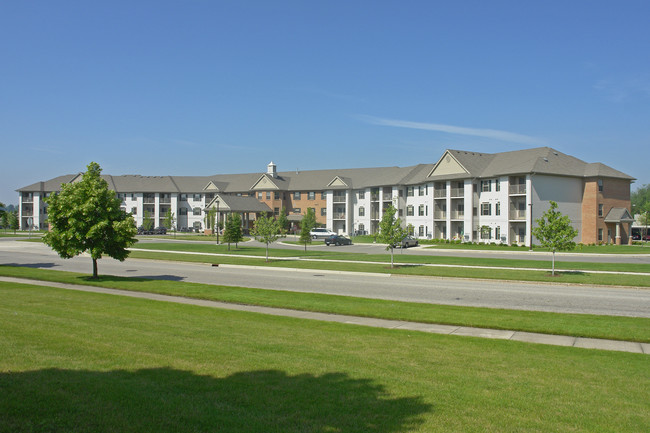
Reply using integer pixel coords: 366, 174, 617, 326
382, 193, 392, 201
333, 195, 346, 203
450, 188, 464, 198
143, 197, 155, 204
434, 190, 446, 198
159, 195, 171, 204
509, 184, 526, 195
450, 211, 464, 219
434, 211, 446, 220
509, 209, 526, 220
332, 212, 346, 220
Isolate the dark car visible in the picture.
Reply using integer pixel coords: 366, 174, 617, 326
396, 235, 419, 248
324, 235, 352, 246
632, 234, 641, 241
153, 226, 167, 235
137, 226, 153, 235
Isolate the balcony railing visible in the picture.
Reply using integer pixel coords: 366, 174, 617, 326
434, 190, 446, 198
370, 193, 379, 201
510, 209, 526, 220
450, 188, 464, 198
382, 193, 392, 201
509, 184, 526, 195
450, 211, 464, 219
143, 197, 155, 204
159, 196, 171, 204
333, 196, 346, 203
434, 211, 446, 219
370, 212, 380, 220
332, 212, 346, 219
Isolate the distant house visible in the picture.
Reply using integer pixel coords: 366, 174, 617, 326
16, 147, 635, 245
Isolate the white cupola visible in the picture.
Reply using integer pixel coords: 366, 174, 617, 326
267, 161, 277, 178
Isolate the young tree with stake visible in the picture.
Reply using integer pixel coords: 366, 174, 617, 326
532, 201, 578, 276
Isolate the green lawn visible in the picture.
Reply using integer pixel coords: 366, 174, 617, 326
1, 282, 647, 432
2, 266, 649, 343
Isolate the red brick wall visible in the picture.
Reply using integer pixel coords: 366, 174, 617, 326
581, 178, 631, 244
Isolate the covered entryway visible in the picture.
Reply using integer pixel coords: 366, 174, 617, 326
205, 194, 272, 235
604, 208, 635, 245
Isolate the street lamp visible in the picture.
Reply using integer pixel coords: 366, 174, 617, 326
216, 199, 220, 245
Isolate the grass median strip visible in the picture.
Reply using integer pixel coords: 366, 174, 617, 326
2, 265, 649, 343
125, 248, 650, 288
1, 283, 648, 432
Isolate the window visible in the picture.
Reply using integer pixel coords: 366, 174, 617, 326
193, 207, 201, 216
419, 225, 425, 237
481, 227, 491, 240
292, 208, 301, 214
321, 192, 326, 200
193, 194, 202, 201
131, 207, 137, 215
495, 180, 500, 192
266, 191, 271, 200
358, 190, 365, 199
179, 207, 188, 215
358, 223, 365, 234
274, 207, 279, 216
407, 186, 414, 197
598, 228, 603, 241
481, 180, 491, 192
495, 226, 501, 240
407, 205, 414, 216
495, 202, 501, 216
418, 204, 425, 216
308, 191, 315, 200
321, 208, 327, 216
398, 209, 403, 217
294, 191, 301, 200
359, 206, 365, 217
274, 191, 280, 200
481, 203, 491, 216
598, 179, 603, 192
598, 204, 604, 217
179, 194, 188, 201
419, 185, 425, 196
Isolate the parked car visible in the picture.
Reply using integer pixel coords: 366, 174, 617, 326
137, 226, 153, 235
398, 235, 419, 248
632, 234, 641, 240
324, 235, 352, 246
310, 227, 336, 239
153, 226, 167, 235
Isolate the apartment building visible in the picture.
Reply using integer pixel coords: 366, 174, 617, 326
16, 147, 635, 245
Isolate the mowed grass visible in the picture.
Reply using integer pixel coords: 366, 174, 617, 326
124, 247, 650, 288
2, 266, 649, 343
1, 283, 647, 432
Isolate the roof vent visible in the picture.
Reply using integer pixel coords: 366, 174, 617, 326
543, 157, 549, 162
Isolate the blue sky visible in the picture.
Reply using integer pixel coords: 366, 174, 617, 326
2, 0, 649, 205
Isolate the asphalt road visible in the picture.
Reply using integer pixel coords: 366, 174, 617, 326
2, 239, 649, 318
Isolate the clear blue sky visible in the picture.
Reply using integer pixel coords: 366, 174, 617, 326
2, 0, 649, 206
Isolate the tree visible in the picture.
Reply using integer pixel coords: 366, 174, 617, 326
223, 213, 243, 250
376, 205, 406, 268
277, 207, 289, 236
299, 208, 317, 251
164, 209, 176, 238
639, 202, 650, 247
252, 213, 281, 262
631, 184, 650, 211
532, 201, 578, 276
0, 202, 5, 232
43, 162, 138, 278
7, 210, 19, 234
142, 210, 154, 232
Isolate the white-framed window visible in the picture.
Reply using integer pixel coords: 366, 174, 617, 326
598, 179, 603, 192
495, 180, 500, 192
419, 185, 425, 196
294, 191, 301, 200
495, 226, 501, 240
193, 207, 201, 216
358, 190, 365, 199
495, 202, 501, 216
418, 225, 425, 237
193, 194, 202, 201
179, 207, 188, 215
131, 207, 137, 215
407, 186, 414, 197
407, 205, 414, 216
480, 203, 491, 216
308, 191, 315, 200
321, 208, 326, 216
598, 204, 604, 217
292, 207, 301, 214
418, 204, 425, 216
266, 191, 271, 199
481, 180, 491, 192
359, 206, 365, 217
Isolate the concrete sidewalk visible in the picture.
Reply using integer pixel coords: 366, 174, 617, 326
3, 276, 648, 355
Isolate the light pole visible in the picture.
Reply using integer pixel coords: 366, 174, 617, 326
528, 202, 533, 251
216, 199, 220, 245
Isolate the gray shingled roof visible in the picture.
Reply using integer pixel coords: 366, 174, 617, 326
206, 194, 272, 213
604, 207, 635, 223
16, 147, 634, 194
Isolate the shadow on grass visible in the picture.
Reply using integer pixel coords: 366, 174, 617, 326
79, 274, 186, 283
0, 368, 431, 433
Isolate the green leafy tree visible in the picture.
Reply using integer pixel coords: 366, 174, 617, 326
142, 210, 154, 232
252, 213, 281, 262
8, 210, 19, 234
631, 184, 650, 211
223, 213, 244, 250
164, 209, 176, 237
43, 162, 138, 278
0, 202, 5, 231
376, 205, 406, 268
277, 207, 289, 236
299, 208, 317, 251
639, 202, 650, 247
532, 201, 578, 276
